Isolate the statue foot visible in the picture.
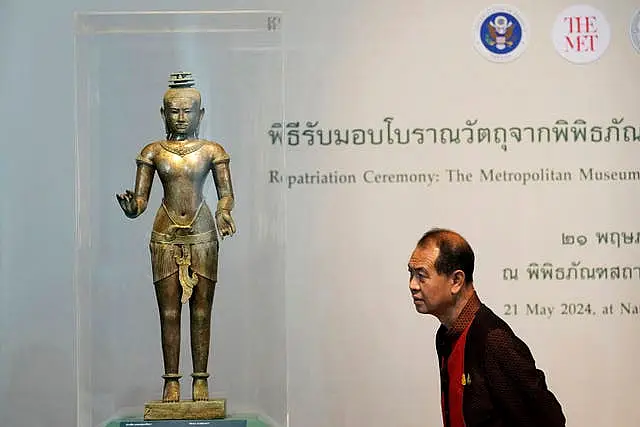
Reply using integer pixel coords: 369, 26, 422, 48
162, 374, 182, 402
191, 372, 210, 401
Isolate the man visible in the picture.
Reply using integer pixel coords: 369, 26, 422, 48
408, 228, 566, 427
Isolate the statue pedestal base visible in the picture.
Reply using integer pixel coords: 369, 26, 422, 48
144, 399, 226, 420
107, 413, 272, 427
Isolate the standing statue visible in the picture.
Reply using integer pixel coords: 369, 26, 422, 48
116, 72, 236, 404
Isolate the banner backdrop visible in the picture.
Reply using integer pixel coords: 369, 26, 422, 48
276, 1, 640, 426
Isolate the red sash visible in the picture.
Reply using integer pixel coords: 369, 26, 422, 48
441, 323, 472, 427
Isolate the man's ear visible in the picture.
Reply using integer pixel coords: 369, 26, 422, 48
451, 270, 465, 295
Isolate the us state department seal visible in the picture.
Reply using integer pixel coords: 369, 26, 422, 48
631, 9, 640, 53
473, 5, 529, 63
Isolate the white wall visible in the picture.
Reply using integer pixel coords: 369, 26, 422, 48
1, 0, 639, 426
282, 1, 640, 426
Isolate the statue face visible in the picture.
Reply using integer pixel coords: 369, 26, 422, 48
162, 94, 202, 139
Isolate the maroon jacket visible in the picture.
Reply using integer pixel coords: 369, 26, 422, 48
436, 303, 566, 427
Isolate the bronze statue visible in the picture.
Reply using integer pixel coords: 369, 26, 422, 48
117, 72, 236, 404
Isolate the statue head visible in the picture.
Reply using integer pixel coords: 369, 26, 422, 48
161, 72, 205, 140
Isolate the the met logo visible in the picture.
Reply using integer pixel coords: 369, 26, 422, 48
552, 5, 610, 64
563, 16, 599, 52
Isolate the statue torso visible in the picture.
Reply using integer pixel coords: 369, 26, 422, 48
141, 139, 229, 234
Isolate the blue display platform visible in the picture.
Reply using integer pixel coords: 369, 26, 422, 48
106, 414, 271, 427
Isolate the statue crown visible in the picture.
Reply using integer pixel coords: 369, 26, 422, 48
168, 72, 195, 89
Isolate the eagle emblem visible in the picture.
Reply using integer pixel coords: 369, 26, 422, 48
485, 15, 514, 50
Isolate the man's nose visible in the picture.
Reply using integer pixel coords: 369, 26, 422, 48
178, 111, 186, 120
409, 276, 420, 291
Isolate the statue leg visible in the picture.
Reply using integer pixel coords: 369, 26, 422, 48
154, 273, 183, 402
189, 276, 215, 401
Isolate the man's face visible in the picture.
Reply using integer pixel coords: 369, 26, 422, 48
408, 244, 454, 316
163, 96, 201, 137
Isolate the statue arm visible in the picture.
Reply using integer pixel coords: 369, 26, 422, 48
212, 158, 236, 237
131, 155, 155, 216
213, 159, 234, 212
116, 149, 155, 219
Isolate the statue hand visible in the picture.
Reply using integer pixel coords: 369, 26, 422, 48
116, 190, 139, 218
216, 210, 236, 238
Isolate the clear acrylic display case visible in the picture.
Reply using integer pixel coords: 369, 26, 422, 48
73, 11, 286, 427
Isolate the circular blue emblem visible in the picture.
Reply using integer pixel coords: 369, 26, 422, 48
473, 6, 529, 62
479, 12, 522, 54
